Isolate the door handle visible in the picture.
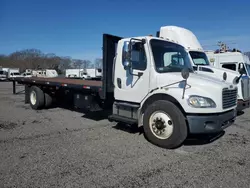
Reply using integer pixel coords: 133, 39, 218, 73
117, 78, 121, 88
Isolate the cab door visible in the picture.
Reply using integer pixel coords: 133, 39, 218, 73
114, 39, 150, 103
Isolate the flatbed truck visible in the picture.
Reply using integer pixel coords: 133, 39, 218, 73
11, 33, 238, 149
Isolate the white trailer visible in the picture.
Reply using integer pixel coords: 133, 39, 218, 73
65, 69, 90, 79
157, 25, 250, 111
32, 69, 58, 78
8, 68, 21, 78
85, 68, 102, 78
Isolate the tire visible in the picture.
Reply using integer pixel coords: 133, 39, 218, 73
143, 100, 187, 149
29, 86, 45, 110
45, 93, 53, 108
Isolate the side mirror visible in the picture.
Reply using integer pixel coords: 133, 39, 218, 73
239, 67, 245, 75
122, 41, 132, 70
181, 68, 190, 80
234, 68, 245, 84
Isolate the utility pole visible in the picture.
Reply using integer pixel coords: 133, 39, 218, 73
217, 41, 228, 52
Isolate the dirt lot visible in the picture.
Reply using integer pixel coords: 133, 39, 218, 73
0, 81, 250, 188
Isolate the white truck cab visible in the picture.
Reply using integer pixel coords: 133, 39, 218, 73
111, 35, 237, 148
206, 50, 250, 76
65, 69, 90, 79
206, 51, 250, 111
157, 25, 250, 111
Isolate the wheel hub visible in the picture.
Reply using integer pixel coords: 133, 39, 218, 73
30, 91, 37, 105
149, 111, 174, 139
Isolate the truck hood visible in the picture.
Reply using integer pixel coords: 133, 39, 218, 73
195, 65, 241, 83
154, 71, 237, 113
156, 72, 235, 90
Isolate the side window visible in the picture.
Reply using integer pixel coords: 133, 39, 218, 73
221, 63, 236, 71
130, 42, 147, 70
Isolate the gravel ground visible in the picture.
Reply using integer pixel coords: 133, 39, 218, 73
0, 81, 250, 188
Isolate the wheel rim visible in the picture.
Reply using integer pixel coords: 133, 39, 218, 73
149, 111, 174, 139
30, 91, 37, 105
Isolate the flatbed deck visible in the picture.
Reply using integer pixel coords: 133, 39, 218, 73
10, 34, 122, 99
11, 77, 102, 93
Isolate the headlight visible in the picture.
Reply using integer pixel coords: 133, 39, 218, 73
187, 95, 216, 108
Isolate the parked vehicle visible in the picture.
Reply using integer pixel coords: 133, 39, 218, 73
85, 68, 102, 78
65, 69, 90, 79
205, 51, 250, 111
32, 69, 58, 78
157, 25, 250, 111
8, 68, 21, 79
12, 33, 238, 149
205, 50, 250, 75
0, 70, 7, 81
25, 69, 33, 74
21, 72, 32, 77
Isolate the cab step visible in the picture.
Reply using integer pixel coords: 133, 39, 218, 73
108, 114, 137, 125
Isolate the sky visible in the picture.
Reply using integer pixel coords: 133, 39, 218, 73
1, 0, 250, 62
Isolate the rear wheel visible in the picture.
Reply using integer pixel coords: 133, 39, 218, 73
29, 86, 45, 110
143, 100, 187, 149
45, 92, 53, 108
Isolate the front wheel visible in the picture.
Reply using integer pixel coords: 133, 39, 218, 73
143, 100, 187, 149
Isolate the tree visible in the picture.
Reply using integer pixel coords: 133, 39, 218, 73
0, 48, 95, 75
94, 58, 102, 69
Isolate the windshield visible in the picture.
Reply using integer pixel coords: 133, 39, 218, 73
13, 72, 20, 75
0, 71, 4, 74
150, 39, 193, 73
189, 51, 210, 66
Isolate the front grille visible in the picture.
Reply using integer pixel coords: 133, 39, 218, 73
222, 88, 237, 109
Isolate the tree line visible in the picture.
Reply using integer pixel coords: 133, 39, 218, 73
0, 49, 102, 74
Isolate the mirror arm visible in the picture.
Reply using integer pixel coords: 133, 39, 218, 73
160, 80, 186, 89
182, 80, 187, 99
235, 74, 243, 83
127, 67, 143, 77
